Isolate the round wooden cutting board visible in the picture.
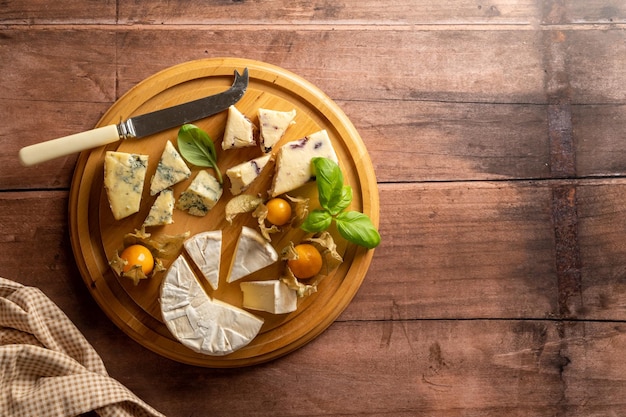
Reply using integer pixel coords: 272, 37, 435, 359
69, 57, 379, 367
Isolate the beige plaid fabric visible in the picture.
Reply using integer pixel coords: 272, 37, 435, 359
0, 277, 166, 417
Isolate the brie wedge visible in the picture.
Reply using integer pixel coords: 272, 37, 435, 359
240, 280, 298, 314
150, 140, 191, 196
104, 151, 148, 220
226, 154, 272, 195
183, 230, 222, 291
222, 105, 256, 150
143, 189, 175, 227
227, 226, 278, 283
160, 255, 264, 356
269, 130, 338, 197
176, 170, 223, 216
258, 108, 296, 153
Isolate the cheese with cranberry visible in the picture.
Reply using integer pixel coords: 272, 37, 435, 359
222, 105, 256, 150
226, 154, 271, 195
258, 108, 296, 153
269, 130, 338, 197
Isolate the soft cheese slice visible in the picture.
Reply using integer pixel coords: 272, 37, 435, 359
143, 189, 175, 227
104, 151, 148, 220
160, 255, 264, 356
258, 108, 296, 153
150, 140, 191, 196
240, 280, 298, 314
176, 170, 223, 216
269, 130, 338, 197
222, 105, 256, 150
227, 226, 278, 283
184, 230, 222, 291
225, 154, 271, 195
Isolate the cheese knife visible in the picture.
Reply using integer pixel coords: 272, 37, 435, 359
18, 68, 249, 166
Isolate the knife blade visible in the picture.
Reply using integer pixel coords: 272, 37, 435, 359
18, 68, 249, 166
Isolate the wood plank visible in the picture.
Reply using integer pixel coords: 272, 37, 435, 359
341, 100, 550, 182
0, 1, 116, 24
115, 29, 546, 104
93, 319, 567, 416
342, 181, 558, 321
574, 104, 626, 177
545, 0, 626, 24
565, 30, 626, 104
118, 0, 541, 25
577, 179, 626, 321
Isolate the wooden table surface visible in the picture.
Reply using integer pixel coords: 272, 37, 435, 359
2, 1, 626, 415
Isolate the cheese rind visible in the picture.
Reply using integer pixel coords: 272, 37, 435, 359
183, 230, 222, 291
104, 151, 148, 220
222, 105, 256, 150
143, 189, 175, 227
227, 226, 278, 283
150, 140, 191, 196
269, 130, 338, 197
258, 108, 296, 153
160, 255, 264, 356
226, 154, 271, 195
176, 170, 223, 216
240, 280, 298, 314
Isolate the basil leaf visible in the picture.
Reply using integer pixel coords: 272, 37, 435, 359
335, 211, 381, 249
177, 124, 222, 183
329, 185, 353, 216
312, 157, 344, 213
301, 209, 333, 233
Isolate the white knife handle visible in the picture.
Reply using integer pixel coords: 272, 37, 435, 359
18, 124, 121, 166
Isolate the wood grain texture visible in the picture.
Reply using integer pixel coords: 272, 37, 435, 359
2, 0, 626, 414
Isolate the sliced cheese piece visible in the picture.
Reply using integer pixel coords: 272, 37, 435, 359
269, 130, 338, 197
227, 226, 278, 283
225, 154, 271, 195
150, 140, 191, 196
143, 189, 175, 227
183, 230, 222, 291
160, 255, 264, 356
176, 170, 223, 216
240, 280, 298, 314
104, 151, 148, 220
258, 108, 296, 153
222, 105, 256, 150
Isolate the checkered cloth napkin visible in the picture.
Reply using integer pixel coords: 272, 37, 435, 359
0, 277, 166, 417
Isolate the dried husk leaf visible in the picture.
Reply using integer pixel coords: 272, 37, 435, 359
225, 194, 263, 224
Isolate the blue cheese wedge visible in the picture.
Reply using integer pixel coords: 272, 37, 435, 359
240, 280, 298, 314
143, 189, 175, 227
150, 140, 191, 196
225, 154, 272, 195
183, 230, 222, 291
227, 226, 278, 283
104, 151, 148, 220
222, 105, 256, 150
176, 170, 223, 216
269, 130, 338, 197
258, 108, 296, 153
160, 255, 264, 356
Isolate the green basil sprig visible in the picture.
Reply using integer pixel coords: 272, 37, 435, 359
177, 124, 222, 184
301, 157, 380, 249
